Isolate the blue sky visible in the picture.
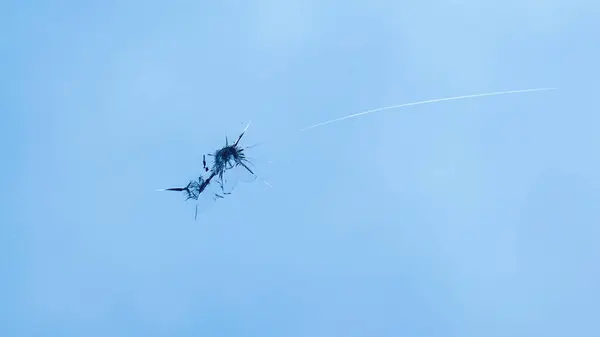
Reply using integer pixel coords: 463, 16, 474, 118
2, 1, 599, 336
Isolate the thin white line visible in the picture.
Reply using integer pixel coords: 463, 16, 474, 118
299, 87, 557, 132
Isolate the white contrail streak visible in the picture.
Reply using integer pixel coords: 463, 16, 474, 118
299, 87, 556, 132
